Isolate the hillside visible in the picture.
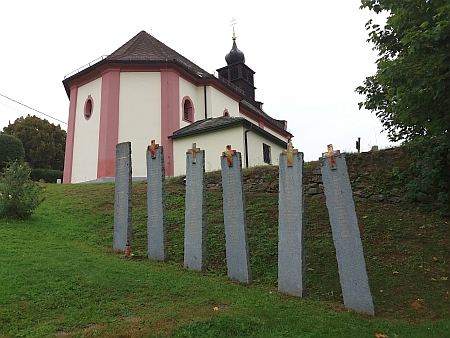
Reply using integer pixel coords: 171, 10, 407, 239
1, 146, 449, 337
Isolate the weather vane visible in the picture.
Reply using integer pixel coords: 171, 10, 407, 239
230, 17, 237, 40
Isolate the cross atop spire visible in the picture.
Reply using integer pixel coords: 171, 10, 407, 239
231, 17, 237, 41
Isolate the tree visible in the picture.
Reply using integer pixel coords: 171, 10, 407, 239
0, 134, 25, 168
2, 115, 66, 170
356, 1, 450, 212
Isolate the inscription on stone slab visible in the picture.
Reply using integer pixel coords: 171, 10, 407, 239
147, 144, 167, 261
320, 153, 375, 315
278, 147, 305, 297
221, 151, 252, 284
113, 142, 132, 252
184, 149, 207, 271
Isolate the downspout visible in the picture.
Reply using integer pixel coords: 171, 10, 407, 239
203, 77, 207, 119
244, 124, 253, 168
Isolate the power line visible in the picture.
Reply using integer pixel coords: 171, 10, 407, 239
0, 93, 67, 125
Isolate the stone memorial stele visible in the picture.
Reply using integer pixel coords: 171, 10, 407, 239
184, 143, 207, 271
147, 140, 168, 261
320, 144, 375, 315
113, 142, 132, 252
221, 145, 252, 284
278, 142, 306, 297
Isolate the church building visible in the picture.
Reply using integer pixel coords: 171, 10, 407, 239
62, 30, 292, 183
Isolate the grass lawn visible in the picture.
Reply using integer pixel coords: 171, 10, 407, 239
0, 176, 449, 337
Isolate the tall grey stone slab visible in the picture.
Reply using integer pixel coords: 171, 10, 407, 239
278, 147, 305, 297
320, 153, 375, 315
184, 149, 207, 271
113, 142, 132, 252
221, 151, 252, 284
147, 143, 167, 261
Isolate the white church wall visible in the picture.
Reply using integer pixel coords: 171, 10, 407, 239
71, 78, 102, 183
209, 87, 240, 118
259, 125, 290, 144
171, 126, 245, 177
246, 131, 284, 168
239, 113, 259, 126
179, 77, 201, 127
195, 85, 206, 121
118, 72, 161, 178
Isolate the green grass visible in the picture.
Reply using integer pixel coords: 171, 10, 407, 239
0, 176, 449, 337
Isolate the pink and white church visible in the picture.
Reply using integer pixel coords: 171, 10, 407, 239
62, 31, 292, 183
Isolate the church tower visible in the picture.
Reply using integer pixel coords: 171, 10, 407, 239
216, 25, 259, 106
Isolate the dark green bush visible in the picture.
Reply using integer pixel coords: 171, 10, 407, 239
0, 161, 43, 219
31, 168, 63, 183
0, 134, 25, 168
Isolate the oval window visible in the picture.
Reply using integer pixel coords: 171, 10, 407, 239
84, 96, 93, 120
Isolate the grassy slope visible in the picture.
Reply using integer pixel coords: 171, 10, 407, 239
0, 173, 449, 337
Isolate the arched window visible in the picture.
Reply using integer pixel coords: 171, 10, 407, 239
182, 96, 194, 122
84, 95, 93, 120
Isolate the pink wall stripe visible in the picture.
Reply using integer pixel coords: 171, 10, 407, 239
97, 69, 120, 179
160, 69, 180, 176
63, 85, 78, 183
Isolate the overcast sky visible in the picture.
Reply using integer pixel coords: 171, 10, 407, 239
0, 0, 397, 161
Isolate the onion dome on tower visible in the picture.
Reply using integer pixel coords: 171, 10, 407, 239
225, 34, 245, 65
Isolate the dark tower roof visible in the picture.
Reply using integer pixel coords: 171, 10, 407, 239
106, 31, 209, 74
225, 39, 245, 65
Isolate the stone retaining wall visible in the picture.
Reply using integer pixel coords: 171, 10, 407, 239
201, 147, 407, 204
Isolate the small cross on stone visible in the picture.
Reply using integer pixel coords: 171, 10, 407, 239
282, 142, 299, 167
322, 144, 340, 170
187, 143, 201, 164
148, 140, 159, 159
222, 144, 236, 167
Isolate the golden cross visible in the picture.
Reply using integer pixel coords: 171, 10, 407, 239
230, 17, 237, 40
322, 144, 340, 170
148, 140, 159, 159
282, 142, 299, 167
222, 144, 236, 167
187, 143, 201, 164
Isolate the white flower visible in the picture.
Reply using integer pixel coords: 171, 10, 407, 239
8, 195, 12, 199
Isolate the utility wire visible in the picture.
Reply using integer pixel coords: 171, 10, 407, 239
0, 93, 67, 125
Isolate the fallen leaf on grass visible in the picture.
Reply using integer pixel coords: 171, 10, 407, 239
308, 268, 314, 271
441, 277, 448, 281
411, 298, 424, 309
375, 334, 389, 338
213, 307, 219, 311
431, 278, 436, 281
433, 256, 439, 262
393, 271, 399, 275
362, 215, 368, 219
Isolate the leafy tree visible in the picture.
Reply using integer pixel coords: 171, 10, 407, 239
356, 0, 450, 213
2, 115, 66, 171
0, 161, 43, 219
0, 134, 25, 168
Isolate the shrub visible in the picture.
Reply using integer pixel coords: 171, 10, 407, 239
31, 168, 63, 183
0, 134, 25, 168
0, 161, 43, 219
